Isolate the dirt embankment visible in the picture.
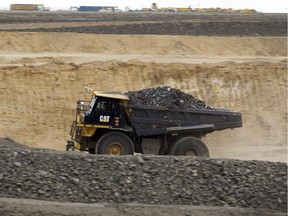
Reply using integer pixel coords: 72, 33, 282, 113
0, 32, 286, 57
0, 12, 287, 163
0, 58, 286, 162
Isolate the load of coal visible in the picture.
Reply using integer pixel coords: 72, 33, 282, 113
125, 86, 213, 110
0, 139, 287, 213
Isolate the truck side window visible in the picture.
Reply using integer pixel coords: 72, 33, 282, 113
95, 100, 112, 112
111, 102, 118, 112
101, 102, 107, 111
95, 98, 122, 113
95, 101, 101, 111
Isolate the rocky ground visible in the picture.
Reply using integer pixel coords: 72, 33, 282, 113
0, 11, 287, 216
0, 138, 287, 215
0, 12, 286, 36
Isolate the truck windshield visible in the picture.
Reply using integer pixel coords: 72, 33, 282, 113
86, 97, 96, 115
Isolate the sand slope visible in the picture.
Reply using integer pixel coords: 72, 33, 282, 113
0, 32, 286, 162
0, 32, 286, 56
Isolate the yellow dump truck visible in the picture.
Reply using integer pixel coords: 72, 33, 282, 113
67, 88, 242, 157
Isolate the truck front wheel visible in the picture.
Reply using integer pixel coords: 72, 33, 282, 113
95, 132, 134, 155
169, 137, 209, 157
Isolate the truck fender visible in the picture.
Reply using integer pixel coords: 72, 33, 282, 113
81, 127, 97, 137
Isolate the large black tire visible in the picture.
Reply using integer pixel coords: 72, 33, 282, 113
95, 132, 134, 155
169, 137, 209, 157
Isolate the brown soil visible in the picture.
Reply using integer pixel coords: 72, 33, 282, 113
0, 12, 287, 163
0, 33, 286, 162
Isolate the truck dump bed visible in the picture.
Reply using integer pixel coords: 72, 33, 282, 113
127, 105, 242, 136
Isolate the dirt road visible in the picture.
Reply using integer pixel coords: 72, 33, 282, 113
0, 198, 285, 216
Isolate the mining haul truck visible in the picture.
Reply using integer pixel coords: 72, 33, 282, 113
67, 88, 242, 157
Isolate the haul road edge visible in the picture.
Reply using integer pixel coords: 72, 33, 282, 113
67, 87, 242, 157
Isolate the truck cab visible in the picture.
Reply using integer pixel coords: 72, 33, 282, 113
82, 96, 127, 128
68, 88, 133, 152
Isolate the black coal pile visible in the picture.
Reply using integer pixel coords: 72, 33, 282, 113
0, 140, 287, 213
125, 86, 213, 110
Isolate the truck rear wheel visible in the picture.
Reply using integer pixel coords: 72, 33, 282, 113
95, 132, 134, 155
169, 137, 209, 157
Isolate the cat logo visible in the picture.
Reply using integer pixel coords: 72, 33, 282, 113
100, 115, 110, 122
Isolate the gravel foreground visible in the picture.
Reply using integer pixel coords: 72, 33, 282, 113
0, 138, 287, 214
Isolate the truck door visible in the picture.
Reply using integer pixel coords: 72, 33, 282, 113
84, 97, 127, 127
94, 99, 115, 126
97, 99, 128, 128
